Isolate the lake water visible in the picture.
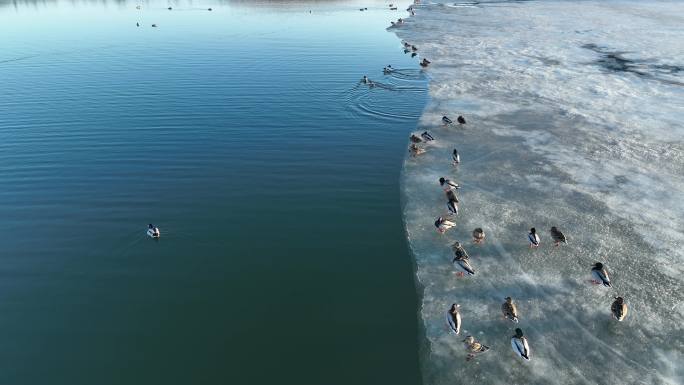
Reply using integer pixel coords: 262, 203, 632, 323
0, 1, 427, 384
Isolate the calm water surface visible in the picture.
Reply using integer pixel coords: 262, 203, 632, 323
0, 1, 427, 384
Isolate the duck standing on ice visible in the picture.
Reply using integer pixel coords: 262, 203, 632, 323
472, 228, 485, 244
502, 297, 519, 323
439, 177, 460, 192
463, 336, 489, 361
452, 241, 474, 276
591, 262, 612, 287
511, 328, 531, 360
446, 191, 459, 216
528, 227, 540, 248
446, 304, 461, 335
611, 297, 628, 321
435, 216, 456, 234
550, 226, 567, 246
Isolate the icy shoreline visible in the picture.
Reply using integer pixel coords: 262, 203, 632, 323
394, 1, 683, 384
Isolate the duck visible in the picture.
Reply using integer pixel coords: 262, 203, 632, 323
502, 297, 519, 323
420, 58, 430, 67
550, 226, 567, 246
420, 131, 434, 141
591, 262, 611, 287
611, 297, 628, 321
452, 149, 460, 165
439, 177, 459, 192
457, 115, 466, 124
446, 304, 461, 335
147, 224, 160, 238
472, 228, 485, 244
442, 116, 453, 125
151, 24, 158, 27
435, 217, 456, 234
452, 242, 474, 276
528, 227, 540, 248
511, 328, 531, 360
447, 196, 459, 216
463, 336, 489, 361
409, 143, 425, 156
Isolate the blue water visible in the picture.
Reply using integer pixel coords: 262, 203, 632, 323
0, 1, 427, 383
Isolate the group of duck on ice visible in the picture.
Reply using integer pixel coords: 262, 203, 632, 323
408, 114, 628, 363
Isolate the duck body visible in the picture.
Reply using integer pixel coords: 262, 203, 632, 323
446, 305, 461, 335
147, 225, 160, 238
502, 301, 519, 323
511, 336, 531, 360
550, 226, 567, 244
591, 264, 612, 287
611, 298, 628, 321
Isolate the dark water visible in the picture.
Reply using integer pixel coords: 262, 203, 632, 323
0, 1, 426, 384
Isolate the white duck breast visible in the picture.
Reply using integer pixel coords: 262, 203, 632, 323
446, 309, 461, 335
454, 259, 475, 275
511, 337, 531, 360
528, 233, 540, 245
592, 268, 611, 287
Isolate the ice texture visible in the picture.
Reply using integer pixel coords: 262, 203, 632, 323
396, 1, 683, 384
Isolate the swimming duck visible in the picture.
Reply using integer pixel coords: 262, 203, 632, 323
442, 116, 453, 125
167, 6, 172, 10
591, 262, 611, 287
528, 227, 540, 248
550, 226, 567, 246
410, 134, 422, 143
502, 297, 519, 323
511, 328, 531, 360
147, 224, 160, 238
463, 336, 489, 361
420, 58, 430, 67
611, 297, 628, 321
452, 149, 460, 164
151, 24, 158, 27
472, 228, 485, 244
208, 8, 212, 11
457, 115, 466, 124
446, 304, 461, 335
